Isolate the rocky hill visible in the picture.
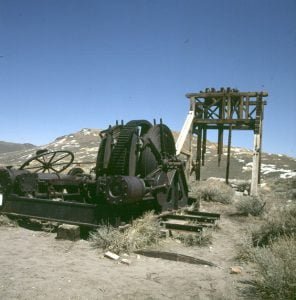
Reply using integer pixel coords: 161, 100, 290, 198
0, 141, 36, 154
0, 128, 295, 181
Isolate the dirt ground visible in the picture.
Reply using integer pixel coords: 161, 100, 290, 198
0, 203, 258, 300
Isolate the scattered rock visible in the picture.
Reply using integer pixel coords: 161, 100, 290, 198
120, 258, 131, 265
104, 251, 120, 261
160, 229, 170, 238
230, 266, 243, 274
56, 224, 80, 241
243, 190, 249, 196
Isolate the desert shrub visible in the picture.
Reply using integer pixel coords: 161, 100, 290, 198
0, 215, 17, 227
89, 211, 161, 254
174, 229, 212, 247
288, 188, 296, 200
235, 195, 265, 216
251, 236, 296, 299
236, 233, 256, 262
267, 177, 296, 198
232, 180, 251, 193
252, 204, 296, 246
190, 179, 234, 204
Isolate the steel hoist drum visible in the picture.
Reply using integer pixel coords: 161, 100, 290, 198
138, 124, 176, 177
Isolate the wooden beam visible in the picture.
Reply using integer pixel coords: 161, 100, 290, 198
250, 133, 261, 196
205, 125, 254, 130
186, 98, 196, 179
202, 126, 207, 166
193, 119, 255, 124
186, 91, 268, 98
226, 124, 232, 184
218, 127, 223, 167
239, 96, 244, 119
195, 127, 202, 180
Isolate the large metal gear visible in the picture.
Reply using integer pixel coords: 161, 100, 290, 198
96, 120, 153, 177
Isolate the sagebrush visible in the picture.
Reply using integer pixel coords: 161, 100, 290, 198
251, 236, 296, 300
190, 179, 234, 204
252, 204, 296, 246
89, 211, 161, 254
174, 229, 212, 246
235, 195, 265, 216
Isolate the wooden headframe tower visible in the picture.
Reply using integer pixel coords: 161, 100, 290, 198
175, 88, 267, 195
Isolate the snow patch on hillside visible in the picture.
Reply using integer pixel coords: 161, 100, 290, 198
243, 162, 296, 178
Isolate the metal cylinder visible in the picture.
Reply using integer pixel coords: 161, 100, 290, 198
106, 176, 146, 205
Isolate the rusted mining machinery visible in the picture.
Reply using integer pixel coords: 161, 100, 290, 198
0, 120, 189, 226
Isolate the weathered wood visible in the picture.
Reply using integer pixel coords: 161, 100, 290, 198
186, 98, 196, 179
134, 250, 218, 267
239, 96, 244, 118
257, 97, 264, 184
226, 125, 232, 184
185, 210, 220, 219
193, 119, 255, 124
161, 213, 217, 223
195, 127, 202, 180
202, 126, 207, 166
186, 91, 268, 98
179, 88, 266, 185
218, 127, 223, 167
206, 125, 254, 130
250, 133, 261, 195
161, 221, 204, 232
245, 95, 250, 118
175, 110, 194, 156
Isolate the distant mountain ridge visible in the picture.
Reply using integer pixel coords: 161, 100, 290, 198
0, 141, 36, 154
0, 128, 295, 181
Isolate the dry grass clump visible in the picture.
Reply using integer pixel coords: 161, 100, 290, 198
190, 179, 234, 204
230, 179, 251, 193
252, 204, 296, 246
251, 236, 296, 300
237, 207, 296, 298
89, 211, 161, 254
174, 229, 213, 247
0, 215, 17, 227
235, 195, 265, 216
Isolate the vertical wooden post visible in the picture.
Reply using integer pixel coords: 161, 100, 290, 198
218, 127, 223, 167
257, 96, 263, 184
258, 122, 263, 184
245, 95, 250, 118
195, 126, 202, 180
217, 96, 224, 166
226, 124, 232, 184
239, 96, 244, 119
251, 133, 261, 196
202, 126, 207, 166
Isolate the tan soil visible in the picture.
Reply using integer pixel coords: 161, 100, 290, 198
0, 203, 258, 300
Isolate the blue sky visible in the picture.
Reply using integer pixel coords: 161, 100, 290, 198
0, 0, 295, 157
